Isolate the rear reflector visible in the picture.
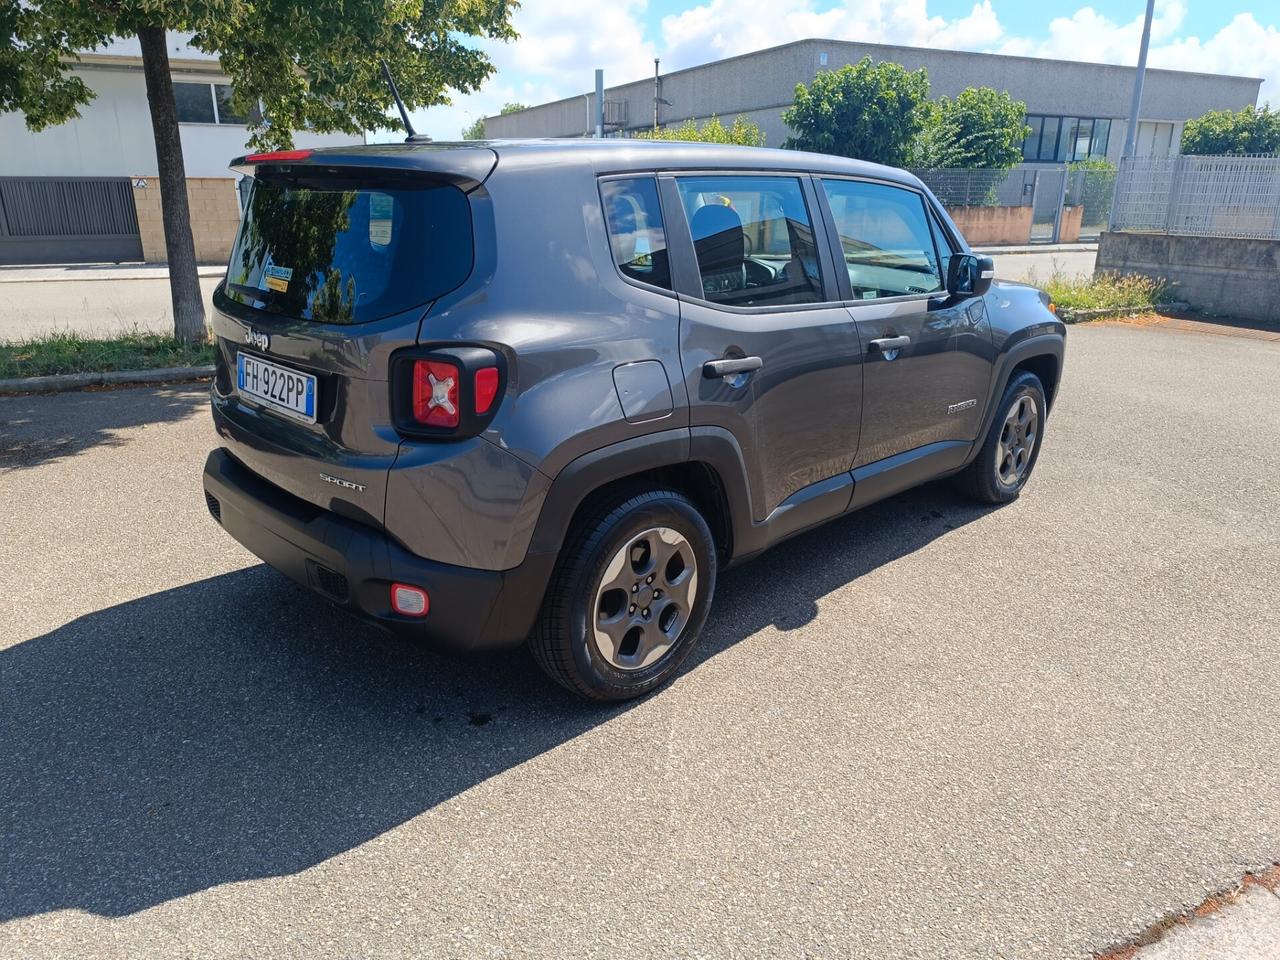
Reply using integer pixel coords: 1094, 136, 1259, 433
390, 583, 429, 617
412, 359, 460, 428
474, 366, 499, 414
244, 149, 313, 163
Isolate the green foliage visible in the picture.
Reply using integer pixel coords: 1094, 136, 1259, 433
0, 329, 215, 379
1182, 105, 1280, 156
1, 0, 518, 149
1022, 269, 1173, 319
782, 58, 929, 166
1065, 158, 1118, 225
499, 102, 525, 115
913, 87, 1029, 170
636, 114, 765, 146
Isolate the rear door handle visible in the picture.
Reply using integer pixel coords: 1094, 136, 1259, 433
703, 356, 763, 379
869, 336, 911, 352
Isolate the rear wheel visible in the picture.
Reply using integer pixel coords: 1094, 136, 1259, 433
530, 489, 716, 701
959, 371, 1047, 504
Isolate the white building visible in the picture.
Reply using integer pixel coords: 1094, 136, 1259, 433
0, 33, 363, 264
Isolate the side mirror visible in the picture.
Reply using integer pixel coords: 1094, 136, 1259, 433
947, 254, 995, 299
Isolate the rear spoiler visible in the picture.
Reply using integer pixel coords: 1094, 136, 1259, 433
230, 144, 498, 193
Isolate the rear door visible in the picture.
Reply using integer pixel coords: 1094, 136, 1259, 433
209, 164, 478, 529
662, 172, 864, 522
815, 177, 994, 468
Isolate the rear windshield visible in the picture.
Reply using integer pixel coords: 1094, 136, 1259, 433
224, 175, 473, 324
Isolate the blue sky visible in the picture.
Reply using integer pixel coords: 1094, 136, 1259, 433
399, 0, 1278, 140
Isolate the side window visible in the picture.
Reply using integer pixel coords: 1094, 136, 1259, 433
928, 210, 957, 284
820, 179, 944, 300
675, 175, 822, 308
600, 178, 672, 291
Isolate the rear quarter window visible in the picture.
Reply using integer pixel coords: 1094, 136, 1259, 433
225, 176, 473, 324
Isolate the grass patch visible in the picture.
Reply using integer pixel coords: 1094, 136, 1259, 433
1023, 269, 1176, 319
0, 329, 214, 380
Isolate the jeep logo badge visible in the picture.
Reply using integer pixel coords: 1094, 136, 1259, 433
244, 328, 270, 351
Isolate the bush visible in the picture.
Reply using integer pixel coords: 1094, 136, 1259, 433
1023, 270, 1174, 319
1066, 158, 1117, 224
782, 58, 929, 166
912, 87, 1029, 170
1182, 105, 1280, 156
636, 115, 765, 146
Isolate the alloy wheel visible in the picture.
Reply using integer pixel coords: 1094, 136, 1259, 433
592, 526, 699, 671
995, 394, 1038, 487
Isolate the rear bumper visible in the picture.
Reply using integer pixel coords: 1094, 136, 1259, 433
202, 448, 552, 651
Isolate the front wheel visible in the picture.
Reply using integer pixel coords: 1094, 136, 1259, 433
959, 371, 1047, 504
530, 489, 717, 701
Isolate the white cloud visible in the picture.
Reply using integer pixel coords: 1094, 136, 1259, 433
659, 0, 1005, 69
404, 0, 656, 140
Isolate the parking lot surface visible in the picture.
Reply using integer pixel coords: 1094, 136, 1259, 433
2, 323, 1278, 959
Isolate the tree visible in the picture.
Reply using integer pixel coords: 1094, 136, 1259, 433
461, 102, 526, 140
913, 87, 1030, 170
781, 57, 929, 166
1182, 105, 1280, 155
3, 1, 516, 343
635, 114, 765, 146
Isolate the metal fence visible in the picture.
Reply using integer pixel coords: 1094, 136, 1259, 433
0, 176, 142, 264
1110, 154, 1280, 240
911, 165, 1114, 243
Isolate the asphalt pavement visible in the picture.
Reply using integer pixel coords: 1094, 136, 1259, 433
1, 322, 1277, 959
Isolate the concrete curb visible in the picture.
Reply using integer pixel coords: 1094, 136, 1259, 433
0, 365, 214, 395
1060, 301, 1190, 323
0, 266, 225, 284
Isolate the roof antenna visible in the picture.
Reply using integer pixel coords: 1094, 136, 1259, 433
380, 59, 420, 141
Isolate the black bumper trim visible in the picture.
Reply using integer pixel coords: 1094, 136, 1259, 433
202, 448, 552, 651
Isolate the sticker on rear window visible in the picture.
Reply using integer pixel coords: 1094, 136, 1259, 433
264, 264, 293, 292
368, 192, 394, 247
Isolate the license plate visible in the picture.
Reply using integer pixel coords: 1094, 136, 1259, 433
237, 353, 317, 423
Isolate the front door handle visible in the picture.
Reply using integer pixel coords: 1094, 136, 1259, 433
703, 356, 763, 379
869, 336, 911, 352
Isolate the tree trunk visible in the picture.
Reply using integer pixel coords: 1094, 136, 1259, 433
137, 25, 206, 344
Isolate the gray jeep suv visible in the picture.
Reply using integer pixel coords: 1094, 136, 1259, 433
202, 139, 1065, 701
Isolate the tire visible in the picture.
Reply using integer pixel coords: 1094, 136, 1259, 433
530, 488, 717, 702
959, 371, 1047, 504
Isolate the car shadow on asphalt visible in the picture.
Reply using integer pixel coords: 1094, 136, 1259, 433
0, 482, 995, 922
0, 384, 207, 472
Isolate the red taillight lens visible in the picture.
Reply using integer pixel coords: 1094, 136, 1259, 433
412, 359, 460, 428
244, 149, 312, 163
474, 366, 499, 415
390, 583, 429, 617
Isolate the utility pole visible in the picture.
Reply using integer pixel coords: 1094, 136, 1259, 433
653, 59, 660, 133
1121, 0, 1156, 158
595, 69, 604, 139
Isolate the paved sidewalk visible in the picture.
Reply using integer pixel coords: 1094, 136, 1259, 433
1109, 879, 1280, 960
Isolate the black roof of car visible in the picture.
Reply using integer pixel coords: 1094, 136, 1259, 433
233, 138, 922, 191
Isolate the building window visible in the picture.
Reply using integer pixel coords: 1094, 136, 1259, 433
1022, 114, 1112, 163
174, 81, 261, 126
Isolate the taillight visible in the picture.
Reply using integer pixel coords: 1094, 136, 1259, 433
412, 359, 460, 428
394, 347, 505, 439
474, 366, 499, 414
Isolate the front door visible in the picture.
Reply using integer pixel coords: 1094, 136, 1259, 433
663, 173, 864, 521
816, 177, 994, 467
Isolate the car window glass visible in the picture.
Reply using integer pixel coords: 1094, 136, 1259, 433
820, 179, 944, 299
928, 210, 957, 284
675, 175, 822, 307
600, 178, 672, 290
